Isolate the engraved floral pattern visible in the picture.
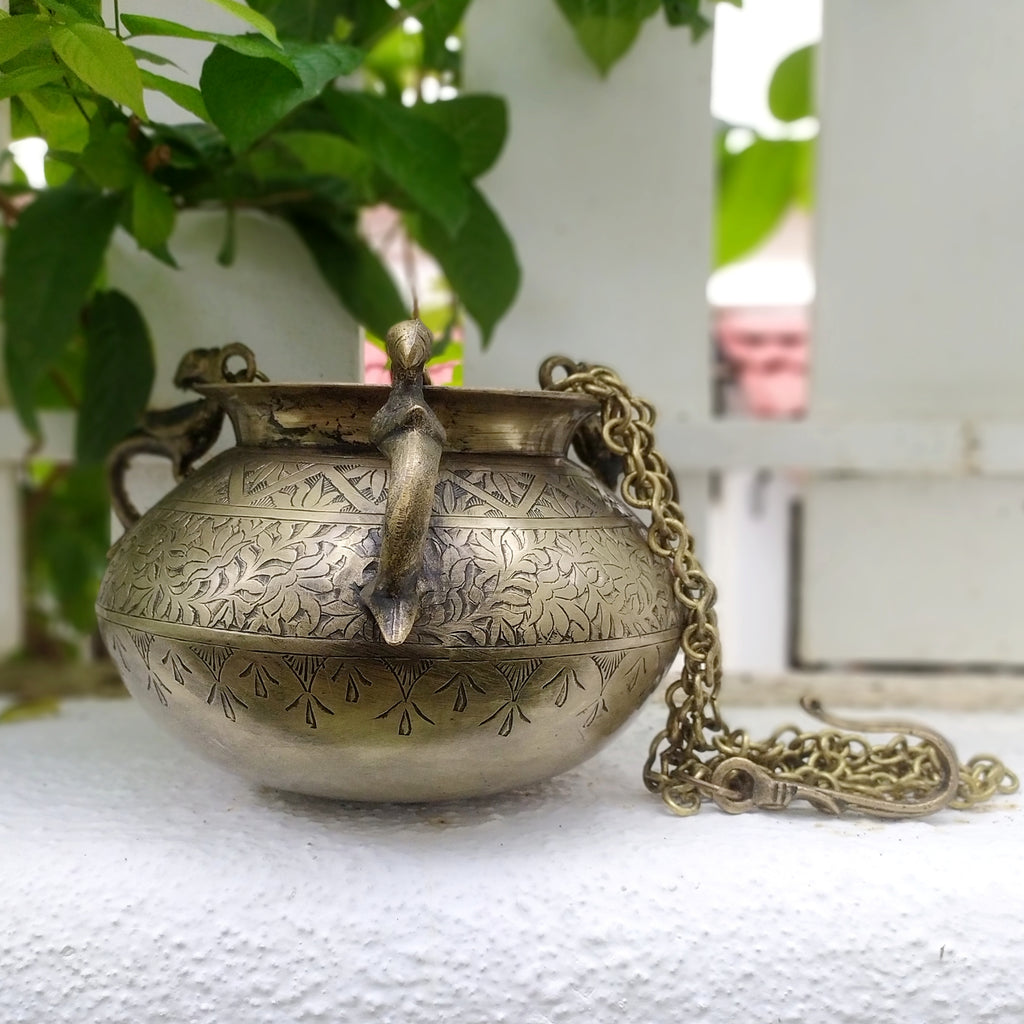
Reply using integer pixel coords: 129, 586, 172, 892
100, 511, 672, 647
99, 624, 680, 746
100, 455, 679, 648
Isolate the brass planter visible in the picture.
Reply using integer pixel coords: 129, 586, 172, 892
97, 326, 683, 801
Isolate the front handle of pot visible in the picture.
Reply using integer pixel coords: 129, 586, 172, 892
361, 320, 447, 646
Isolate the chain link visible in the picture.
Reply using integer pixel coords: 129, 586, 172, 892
541, 357, 1019, 817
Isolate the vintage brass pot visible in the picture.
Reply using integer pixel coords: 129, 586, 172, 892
97, 322, 683, 801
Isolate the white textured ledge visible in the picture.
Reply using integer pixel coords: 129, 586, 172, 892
2, 697, 1023, 1023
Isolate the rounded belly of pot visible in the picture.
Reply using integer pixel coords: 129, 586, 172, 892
97, 450, 683, 801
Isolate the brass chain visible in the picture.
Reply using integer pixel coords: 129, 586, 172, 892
541, 358, 1019, 817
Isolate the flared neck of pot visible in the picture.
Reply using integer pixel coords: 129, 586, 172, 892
196, 382, 600, 457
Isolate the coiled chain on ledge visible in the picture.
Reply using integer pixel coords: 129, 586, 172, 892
540, 357, 1019, 817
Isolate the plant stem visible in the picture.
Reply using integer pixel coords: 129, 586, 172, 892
47, 368, 79, 409
0, 190, 23, 227
233, 189, 317, 209
113, 0, 121, 38
51, 55, 92, 123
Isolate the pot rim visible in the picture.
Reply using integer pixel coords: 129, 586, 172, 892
197, 381, 600, 456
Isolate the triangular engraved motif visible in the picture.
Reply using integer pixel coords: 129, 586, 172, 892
128, 628, 152, 660
592, 650, 628, 682
283, 653, 326, 688
190, 644, 232, 682
238, 660, 286, 698
433, 671, 485, 713
340, 666, 373, 704
383, 659, 433, 691
320, 466, 375, 512
161, 650, 194, 686
284, 686, 333, 729
444, 471, 536, 514
578, 698, 609, 728
108, 632, 131, 673
542, 667, 583, 708
207, 683, 247, 721
496, 659, 542, 690
625, 651, 652, 693
242, 463, 316, 500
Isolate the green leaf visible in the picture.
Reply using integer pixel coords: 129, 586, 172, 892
248, 0, 392, 46
408, 185, 519, 345
131, 174, 176, 250
408, 0, 470, 67
768, 44, 814, 123
417, 94, 507, 178
0, 698, 62, 724
290, 216, 407, 339
77, 290, 155, 464
201, 40, 361, 152
3, 187, 122, 432
285, 36, 362, 84
121, 15, 295, 71
200, 0, 280, 42
28, 462, 110, 634
361, 23, 422, 97
0, 14, 51, 63
18, 85, 92, 151
661, 0, 711, 39
154, 122, 230, 163
53, 0, 103, 25
553, 0, 660, 75
716, 136, 799, 266
77, 120, 139, 188
40, 0, 103, 26
327, 90, 467, 234
272, 130, 374, 193
245, 0, 341, 41
50, 23, 147, 118
0, 65, 64, 100
128, 46, 182, 68
141, 68, 210, 121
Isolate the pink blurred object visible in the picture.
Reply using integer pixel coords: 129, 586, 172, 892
363, 342, 456, 386
715, 307, 809, 418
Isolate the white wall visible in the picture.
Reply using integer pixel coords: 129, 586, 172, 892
462, 2, 712, 417
802, 0, 1024, 666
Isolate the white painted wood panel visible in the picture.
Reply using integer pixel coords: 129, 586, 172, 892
804, 0, 1024, 666
801, 477, 1024, 666
813, 0, 1024, 420
0, 465, 20, 653
462, 2, 712, 418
